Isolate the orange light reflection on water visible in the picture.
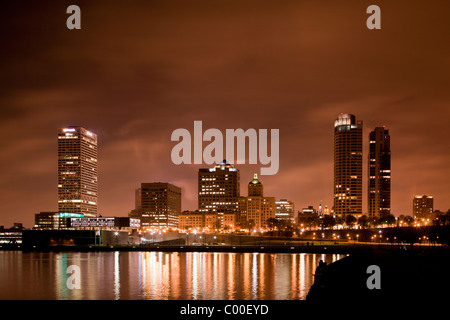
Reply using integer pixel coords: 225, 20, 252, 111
138, 252, 346, 300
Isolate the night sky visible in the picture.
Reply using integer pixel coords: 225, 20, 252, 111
1, 1, 449, 228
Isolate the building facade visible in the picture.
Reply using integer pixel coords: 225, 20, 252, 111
34, 211, 84, 229
68, 217, 140, 231
237, 196, 248, 228
179, 211, 207, 230
58, 127, 98, 217
275, 199, 295, 222
333, 114, 363, 218
133, 182, 182, 229
368, 127, 391, 219
0, 224, 23, 246
413, 195, 434, 219
245, 174, 275, 230
219, 212, 237, 232
198, 160, 240, 214
178, 210, 236, 232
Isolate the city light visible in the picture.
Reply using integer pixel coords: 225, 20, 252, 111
1, 1, 449, 307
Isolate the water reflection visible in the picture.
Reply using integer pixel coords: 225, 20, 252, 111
0, 251, 346, 300
114, 251, 120, 300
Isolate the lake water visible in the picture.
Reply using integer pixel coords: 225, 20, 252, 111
0, 251, 346, 300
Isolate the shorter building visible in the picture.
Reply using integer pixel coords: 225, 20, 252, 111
0, 224, 23, 247
34, 212, 140, 232
34, 212, 84, 230
275, 199, 295, 223
218, 212, 237, 232
133, 182, 182, 229
69, 217, 140, 231
178, 210, 236, 232
301, 206, 317, 215
246, 197, 276, 230
413, 195, 434, 219
178, 211, 206, 230
22, 229, 134, 249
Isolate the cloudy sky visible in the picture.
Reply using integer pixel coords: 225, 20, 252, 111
1, 0, 449, 228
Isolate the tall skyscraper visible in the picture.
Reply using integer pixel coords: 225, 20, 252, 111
58, 126, 98, 217
413, 195, 434, 219
333, 114, 363, 218
368, 127, 391, 219
198, 159, 240, 214
134, 182, 182, 229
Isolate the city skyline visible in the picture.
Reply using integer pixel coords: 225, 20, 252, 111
2, 115, 448, 229
1, 1, 450, 228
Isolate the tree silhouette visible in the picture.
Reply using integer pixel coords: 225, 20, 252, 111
320, 215, 336, 229
357, 215, 369, 228
345, 215, 356, 228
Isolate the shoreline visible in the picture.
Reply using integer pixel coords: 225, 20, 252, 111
2, 242, 448, 254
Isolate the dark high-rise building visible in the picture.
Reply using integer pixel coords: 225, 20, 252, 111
58, 127, 98, 217
333, 114, 363, 218
368, 127, 391, 219
413, 195, 434, 219
198, 159, 240, 214
134, 182, 182, 229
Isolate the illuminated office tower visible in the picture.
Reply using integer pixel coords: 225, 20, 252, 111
198, 159, 240, 214
413, 195, 433, 219
333, 114, 363, 218
245, 174, 275, 230
368, 127, 391, 219
57, 127, 98, 217
135, 182, 182, 229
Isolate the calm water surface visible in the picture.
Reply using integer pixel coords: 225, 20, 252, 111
0, 251, 346, 300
